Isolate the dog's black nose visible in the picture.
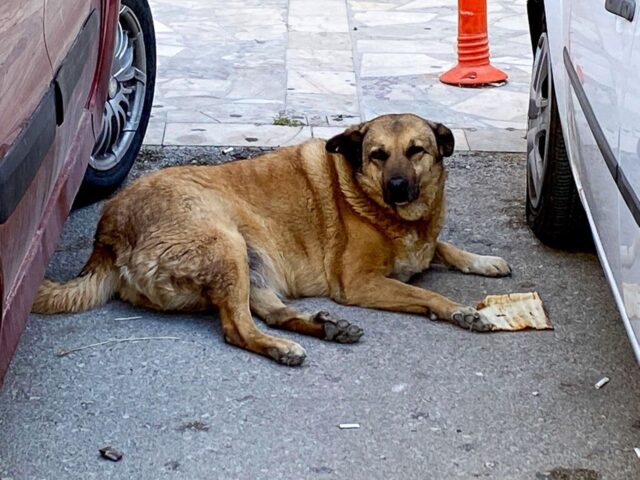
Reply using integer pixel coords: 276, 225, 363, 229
388, 177, 408, 190
387, 176, 411, 203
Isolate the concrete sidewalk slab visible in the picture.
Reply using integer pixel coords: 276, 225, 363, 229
163, 123, 313, 147
145, 0, 531, 151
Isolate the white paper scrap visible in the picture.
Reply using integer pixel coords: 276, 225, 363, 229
338, 423, 360, 429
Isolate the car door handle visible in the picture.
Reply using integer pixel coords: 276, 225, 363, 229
606, 0, 636, 21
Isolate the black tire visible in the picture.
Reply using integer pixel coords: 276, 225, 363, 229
78, 0, 156, 204
525, 20, 591, 249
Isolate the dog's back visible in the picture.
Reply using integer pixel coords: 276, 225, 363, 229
33, 138, 342, 314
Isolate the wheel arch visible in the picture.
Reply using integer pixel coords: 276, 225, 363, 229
527, 0, 546, 52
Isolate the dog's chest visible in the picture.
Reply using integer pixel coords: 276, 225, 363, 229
391, 231, 435, 281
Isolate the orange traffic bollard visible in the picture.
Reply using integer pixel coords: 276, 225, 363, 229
440, 0, 507, 86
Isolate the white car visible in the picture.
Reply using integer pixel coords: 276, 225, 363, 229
526, 0, 640, 361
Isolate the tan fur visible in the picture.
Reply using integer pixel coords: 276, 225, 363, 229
32, 246, 119, 313
33, 114, 510, 366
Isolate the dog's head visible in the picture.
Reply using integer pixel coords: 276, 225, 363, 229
326, 114, 454, 220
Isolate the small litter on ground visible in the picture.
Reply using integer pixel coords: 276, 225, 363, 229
338, 423, 360, 430
595, 377, 610, 389
476, 292, 552, 331
99, 446, 123, 462
57, 336, 180, 357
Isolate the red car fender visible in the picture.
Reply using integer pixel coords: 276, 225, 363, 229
88, 0, 121, 134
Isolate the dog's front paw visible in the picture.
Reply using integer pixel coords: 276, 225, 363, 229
267, 341, 307, 366
451, 306, 493, 332
471, 255, 511, 277
315, 311, 364, 343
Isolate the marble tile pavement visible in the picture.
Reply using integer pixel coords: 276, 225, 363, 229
144, 0, 531, 152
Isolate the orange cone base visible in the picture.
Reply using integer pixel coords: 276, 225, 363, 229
439, 63, 508, 86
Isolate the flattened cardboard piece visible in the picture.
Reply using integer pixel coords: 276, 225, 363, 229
476, 292, 552, 331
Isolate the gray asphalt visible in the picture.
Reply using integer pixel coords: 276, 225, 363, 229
1, 147, 639, 480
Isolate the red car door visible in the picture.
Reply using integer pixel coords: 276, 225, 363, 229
0, 2, 53, 150
0, 0, 56, 354
0, 0, 119, 383
43, 0, 101, 181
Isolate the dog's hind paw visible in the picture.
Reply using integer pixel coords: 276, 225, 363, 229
315, 311, 364, 343
267, 342, 307, 366
451, 307, 493, 332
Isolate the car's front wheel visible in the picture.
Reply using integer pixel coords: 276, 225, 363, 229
525, 29, 591, 249
79, 0, 156, 203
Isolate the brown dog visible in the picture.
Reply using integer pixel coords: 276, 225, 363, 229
33, 114, 510, 365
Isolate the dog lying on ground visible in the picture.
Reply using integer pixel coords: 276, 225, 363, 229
33, 113, 511, 366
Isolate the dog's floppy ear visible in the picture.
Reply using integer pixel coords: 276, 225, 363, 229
428, 122, 455, 158
326, 122, 369, 170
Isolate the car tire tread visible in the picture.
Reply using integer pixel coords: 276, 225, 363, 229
525, 24, 592, 250
77, 0, 155, 206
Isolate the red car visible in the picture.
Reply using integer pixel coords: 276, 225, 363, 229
0, 0, 156, 384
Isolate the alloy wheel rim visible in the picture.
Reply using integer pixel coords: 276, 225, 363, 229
90, 5, 147, 171
526, 32, 552, 210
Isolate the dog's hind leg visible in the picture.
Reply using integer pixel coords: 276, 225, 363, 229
249, 287, 363, 343
193, 229, 307, 366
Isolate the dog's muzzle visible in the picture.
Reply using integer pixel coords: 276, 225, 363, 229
385, 176, 418, 205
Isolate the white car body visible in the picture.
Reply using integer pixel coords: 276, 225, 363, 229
536, 0, 640, 361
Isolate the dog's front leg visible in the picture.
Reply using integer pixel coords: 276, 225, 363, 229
338, 276, 492, 331
435, 241, 511, 277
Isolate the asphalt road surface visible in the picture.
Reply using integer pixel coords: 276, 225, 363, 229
1, 147, 639, 480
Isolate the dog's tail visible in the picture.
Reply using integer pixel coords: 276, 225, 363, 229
32, 245, 119, 314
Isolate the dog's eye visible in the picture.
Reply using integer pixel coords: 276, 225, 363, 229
370, 149, 389, 161
406, 145, 425, 158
